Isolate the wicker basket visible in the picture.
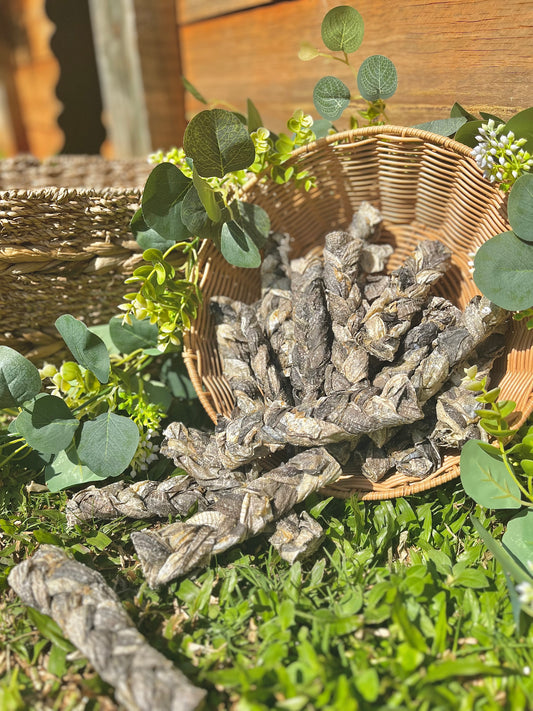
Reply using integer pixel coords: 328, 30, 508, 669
0, 155, 151, 361
182, 126, 533, 501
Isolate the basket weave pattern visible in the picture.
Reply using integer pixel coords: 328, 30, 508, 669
0, 156, 151, 360
183, 126, 533, 500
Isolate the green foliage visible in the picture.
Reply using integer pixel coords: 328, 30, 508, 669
507, 173, 533, 242
313, 76, 351, 121
321, 6, 364, 53
76, 411, 139, 478
12, 394, 79, 455
0, 347, 42, 409
413, 116, 467, 137
141, 162, 192, 243
55, 315, 110, 384
357, 55, 398, 102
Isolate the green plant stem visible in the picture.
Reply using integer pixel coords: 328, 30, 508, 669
498, 441, 533, 505
0, 441, 31, 468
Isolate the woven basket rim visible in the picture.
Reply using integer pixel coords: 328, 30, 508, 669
0, 186, 143, 199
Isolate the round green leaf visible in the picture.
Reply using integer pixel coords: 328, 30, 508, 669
142, 163, 192, 243
508, 174, 533, 242
77, 412, 140, 477
234, 200, 270, 250
321, 6, 364, 53
109, 315, 159, 354
192, 165, 223, 222
504, 107, 533, 154
0, 346, 42, 409
131, 208, 173, 251
45, 444, 107, 492
220, 221, 261, 268
412, 117, 467, 137
473, 231, 533, 311
181, 185, 224, 244
502, 509, 533, 571
183, 109, 256, 178
454, 119, 485, 148
312, 119, 334, 139
313, 76, 351, 121
13, 393, 79, 454
55, 315, 110, 383
357, 55, 397, 102
460, 439, 522, 509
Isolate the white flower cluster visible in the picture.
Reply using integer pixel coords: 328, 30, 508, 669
129, 427, 159, 478
472, 120, 533, 189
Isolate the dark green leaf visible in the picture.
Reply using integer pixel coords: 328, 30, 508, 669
192, 165, 222, 222
55, 315, 110, 384
220, 220, 261, 268
412, 117, 467, 136
77, 412, 139, 477
27, 608, 74, 651
183, 109, 256, 178
425, 656, 507, 682
357, 55, 398, 102
321, 6, 364, 53
502, 509, 533, 573
131, 208, 174, 251
0, 346, 42, 409
247, 98, 264, 133
234, 200, 270, 249
44, 444, 108, 492
182, 76, 208, 104
142, 163, 192, 243
12, 394, 78, 454
454, 119, 485, 148
505, 107, 533, 154
109, 315, 158, 354
479, 111, 504, 124
144, 380, 172, 412
460, 439, 522, 509
313, 76, 351, 121
508, 173, 533, 242
473, 231, 533, 311
450, 103, 477, 122
160, 357, 197, 399
181, 184, 224, 244
470, 514, 533, 584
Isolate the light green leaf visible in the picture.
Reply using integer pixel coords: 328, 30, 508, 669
313, 76, 351, 121
413, 117, 467, 136
502, 509, 533, 573
357, 55, 397, 102
0, 346, 42, 409
508, 173, 533, 242
454, 119, 485, 148
181, 184, 224, 244
76, 412, 139, 477
470, 514, 533, 584
220, 221, 261, 268
141, 163, 192, 243
450, 102, 477, 122
131, 208, 173, 251
505, 107, 533, 154
55, 315, 110, 384
312, 118, 334, 138
12, 393, 78, 454
460, 439, 522, 509
192, 165, 222, 222
247, 98, 263, 133
88, 323, 119, 355
109, 315, 159, 354
298, 41, 320, 61
473, 231, 533, 311
521, 459, 533, 476
183, 109, 256, 178
321, 6, 364, 53
44, 444, 108, 492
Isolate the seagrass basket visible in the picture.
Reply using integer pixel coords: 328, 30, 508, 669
182, 125, 533, 501
0, 155, 151, 361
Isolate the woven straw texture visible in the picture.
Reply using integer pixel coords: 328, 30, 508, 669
0, 155, 151, 361
183, 126, 533, 501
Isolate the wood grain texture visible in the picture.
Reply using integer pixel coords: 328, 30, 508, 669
177, 0, 279, 24
180, 0, 533, 133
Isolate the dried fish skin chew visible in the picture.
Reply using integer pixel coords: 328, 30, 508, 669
66, 475, 209, 528
8, 545, 206, 711
260, 231, 291, 294
268, 511, 324, 564
131, 447, 342, 587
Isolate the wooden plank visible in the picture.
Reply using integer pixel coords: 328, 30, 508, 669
179, 0, 533, 134
89, 0, 186, 157
177, 0, 278, 25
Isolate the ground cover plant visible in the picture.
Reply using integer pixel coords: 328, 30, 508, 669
1, 4, 533, 709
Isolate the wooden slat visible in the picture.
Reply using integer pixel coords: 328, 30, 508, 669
180, 0, 533, 134
177, 0, 278, 25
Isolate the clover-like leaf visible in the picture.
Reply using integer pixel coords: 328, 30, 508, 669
0, 346, 42, 409
183, 109, 256, 178
220, 220, 261, 269
473, 231, 533, 311
508, 173, 533, 243
45, 444, 108, 492
413, 117, 467, 137
357, 55, 397, 102
77, 411, 139, 477
55, 315, 110, 383
460, 439, 522, 509
313, 76, 351, 121
321, 6, 364, 53
141, 163, 192, 243
13, 393, 79, 455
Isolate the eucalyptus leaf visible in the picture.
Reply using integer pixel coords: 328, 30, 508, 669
88, 323, 119, 355
109, 315, 159, 354
144, 380, 172, 412
12, 393, 79, 455
247, 98, 264, 133
321, 6, 364, 53
181, 184, 224, 245
220, 221, 261, 269
450, 103, 477, 122
182, 76, 208, 104
502, 509, 533, 574
160, 356, 197, 399
413, 117, 467, 137
479, 111, 504, 124
45, 444, 108, 493
312, 118, 334, 138
453, 119, 485, 148
507, 173, 533, 242
298, 41, 320, 61
131, 208, 173, 251
55, 315, 110, 384
357, 55, 397, 102
504, 107, 533, 154
192, 165, 222, 222
183, 109, 256, 178
460, 439, 522, 509
141, 163, 192, 243
313, 76, 351, 121
0, 346, 42, 409
77, 411, 139, 477
473, 231, 533, 311
470, 514, 533, 584
234, 200, 270, 250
